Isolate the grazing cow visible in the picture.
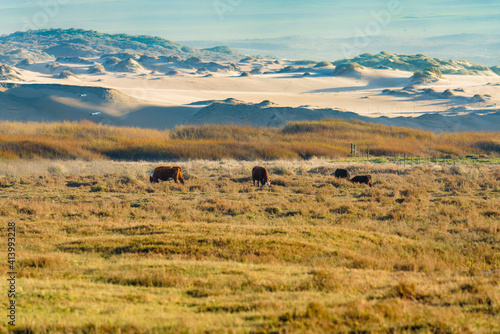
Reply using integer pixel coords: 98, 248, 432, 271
252, 166, 271, 187
350, 175, 372, 187
150, 166, 185, 184
334, 168, 350, 179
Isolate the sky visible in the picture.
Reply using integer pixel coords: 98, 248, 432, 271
0, 0, 499, 41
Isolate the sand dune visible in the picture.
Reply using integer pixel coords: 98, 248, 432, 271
88, 64, 106, 74
1, 78, 498, 131
189, 100, 348, 127
121, 105, 200, 128
332, 63, 365, 77
56, 70, 79, 79
188, 99, 500, 131
16, 59, 35, 67
0, 48, 499, 132
0, 64, 24, 81
114, 59, 148, 73
0, 82, 140, 121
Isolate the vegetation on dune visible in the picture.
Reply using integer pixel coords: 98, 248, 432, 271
314, 60, 333, 67
332, 62, 365, 76
408, 67, 444, 85
0, 160, 498, 332
418, 67, 444, 79
0, 28, 241, 65
294, 60, 317, 65
0, 120, 499, 161
333, 51, 497, 75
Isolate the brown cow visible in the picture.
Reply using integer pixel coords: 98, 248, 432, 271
334, 168, 350, 179
350, 175, 372, 187
252, 166, 271, 187
150, 166, 185, 184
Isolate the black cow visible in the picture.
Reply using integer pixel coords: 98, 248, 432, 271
350, 175, 372, 187
334, 168, 350, 179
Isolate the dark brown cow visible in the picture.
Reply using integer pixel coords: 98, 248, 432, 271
350, 175, 372, 187
334, 168, 350, 179
150, 166, 185, 184
252, 166, 271, 187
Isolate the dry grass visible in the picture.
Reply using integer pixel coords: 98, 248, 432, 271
0, 159, 499, 333
1, 120, 499, 161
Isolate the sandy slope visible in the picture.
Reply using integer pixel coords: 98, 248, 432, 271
1, 57, 499, 131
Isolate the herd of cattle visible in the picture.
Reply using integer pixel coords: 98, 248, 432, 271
150, 166, 373, 187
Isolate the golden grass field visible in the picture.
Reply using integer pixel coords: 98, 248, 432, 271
0, 157, 499, 333
1, 120, 499, 161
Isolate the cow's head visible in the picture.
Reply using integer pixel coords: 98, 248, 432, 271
264, 179, 271, 186
149, 171, 155, 184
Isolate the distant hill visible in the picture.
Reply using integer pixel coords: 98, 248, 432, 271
182, 34, 500, 67
201, 46, 241, 57
0, 29, 242, 65
333, 51, 498, 76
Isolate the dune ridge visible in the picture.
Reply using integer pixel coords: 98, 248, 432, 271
0, 29, 499, 133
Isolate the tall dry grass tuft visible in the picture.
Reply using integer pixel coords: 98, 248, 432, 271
19, 254, 66, 269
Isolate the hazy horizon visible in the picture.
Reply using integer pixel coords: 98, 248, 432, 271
1, 1, 499, 39
1, 0, 499, 64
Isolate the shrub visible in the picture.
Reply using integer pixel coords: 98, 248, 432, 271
314, 61, 333, 68
332, 62, 364, 76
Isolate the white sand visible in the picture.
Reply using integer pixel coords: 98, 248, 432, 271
1, 58, 499, 131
